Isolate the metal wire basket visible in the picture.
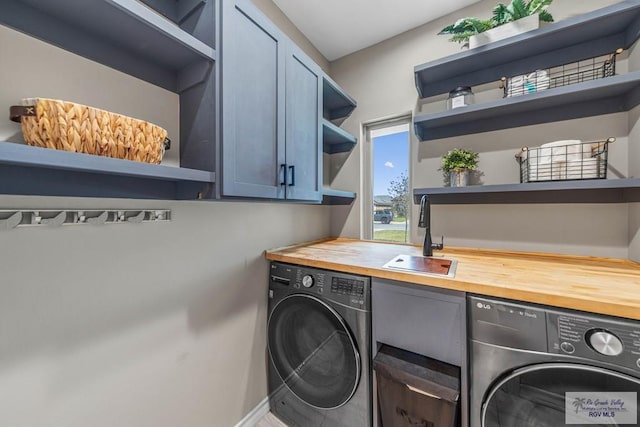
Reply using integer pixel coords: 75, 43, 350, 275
501, 49, 621, 98
516, 138, 615, 183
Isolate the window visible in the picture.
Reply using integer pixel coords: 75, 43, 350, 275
363, 117, 411, 242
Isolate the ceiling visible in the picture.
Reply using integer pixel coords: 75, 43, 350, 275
271, 0, 482, 61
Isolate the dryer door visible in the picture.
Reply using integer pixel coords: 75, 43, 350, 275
482, 363, 640, 426
268, 294, 360, 409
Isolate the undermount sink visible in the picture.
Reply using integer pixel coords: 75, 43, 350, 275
382, 254, 457, 278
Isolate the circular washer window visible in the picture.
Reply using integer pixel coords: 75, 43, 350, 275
268, 294, 360, 409
482, 363, 640, 426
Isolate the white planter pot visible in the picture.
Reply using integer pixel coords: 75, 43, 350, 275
469, 15, 540, 49
450, 170, 470, 187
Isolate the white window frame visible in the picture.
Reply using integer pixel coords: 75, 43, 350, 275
361, 113, 413, 241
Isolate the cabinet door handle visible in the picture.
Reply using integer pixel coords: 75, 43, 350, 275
288, 165, 295, 186
280, 164, 287, 186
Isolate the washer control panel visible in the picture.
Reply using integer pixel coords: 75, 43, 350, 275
330, 277, 365, 297
469, 296, 548, 351
560, 341, 575, 354
301, 275, 314, 288
269, 262, 370, 310
548, 310, 640, 371
586, 329, 624, 356
470, 296, 640, 372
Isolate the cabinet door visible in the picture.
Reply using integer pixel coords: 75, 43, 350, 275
284, 44, 322, 202
372, 278, 465, 366
221, 0, 286, 199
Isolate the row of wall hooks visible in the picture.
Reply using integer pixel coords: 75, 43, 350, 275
0, 210, 171, 230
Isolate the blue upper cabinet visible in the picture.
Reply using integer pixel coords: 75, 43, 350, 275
220, 0, 321, 202
0, 0, 217, 199
285, 44, 323, 202
220, 0, 356, 203
413, 1, 640, 142
220, 0, 287, 200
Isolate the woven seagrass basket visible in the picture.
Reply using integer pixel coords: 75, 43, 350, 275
10, 98, 170, 164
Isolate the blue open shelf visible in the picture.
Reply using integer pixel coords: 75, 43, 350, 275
413, 179, 640, 204
322, 119, 357, 154
0, 142, 215, 199
414, 72, 640, 141
1, 0, 216, 93
414, 1, 640, 98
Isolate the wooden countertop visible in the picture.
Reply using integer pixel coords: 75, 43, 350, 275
265, 238, 640, 320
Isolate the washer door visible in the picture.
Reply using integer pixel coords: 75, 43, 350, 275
482, 363, 640, 427
268, 294, 360, 409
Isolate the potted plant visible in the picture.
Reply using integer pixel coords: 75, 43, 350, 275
440, 148, 479, 187
439, 0, 554, 48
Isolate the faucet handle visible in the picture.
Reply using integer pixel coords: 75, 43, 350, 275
431, 236, 444, 250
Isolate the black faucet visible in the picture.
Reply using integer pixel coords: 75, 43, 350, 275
418, 195, 444, 257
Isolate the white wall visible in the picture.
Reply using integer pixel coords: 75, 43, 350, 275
0, 22, 331, 427
251, 0, 330, 72
329, 0, 636, 260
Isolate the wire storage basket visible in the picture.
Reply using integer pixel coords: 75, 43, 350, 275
517, 138, 614, 183
501, 49, 621, 98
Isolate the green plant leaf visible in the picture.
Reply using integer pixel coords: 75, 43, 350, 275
439, 17, 494, 42
439, 17, 493, 35
438, 23, 457, 35
492, 3, 510, 25
439, 18, 469, 34
449, 32, 477, 43
507, 0, 529, 20
539, 10, 554, 22
467, 18, 494, 33
438, 0, 553, 43
440, 148, 479, 171
527, 0, 553, 15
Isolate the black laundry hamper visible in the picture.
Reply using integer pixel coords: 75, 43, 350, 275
373, 345, 460, 427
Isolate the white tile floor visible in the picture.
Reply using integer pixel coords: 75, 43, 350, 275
255, 412, 288, 427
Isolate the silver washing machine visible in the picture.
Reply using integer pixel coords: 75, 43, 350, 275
267, 262, 371, 426
469, 295, 640, 427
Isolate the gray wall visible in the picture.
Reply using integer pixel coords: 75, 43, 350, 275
329, 0, 639, 261
628, 41, 640, 262
0, 22, 331, 427
628, 104, 640, 261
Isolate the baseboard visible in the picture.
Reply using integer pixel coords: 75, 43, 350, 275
234, 396, 270, 427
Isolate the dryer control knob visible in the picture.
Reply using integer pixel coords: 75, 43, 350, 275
302, 275, 314, 288
560, 342, 575, 354
587, 329, 623, 356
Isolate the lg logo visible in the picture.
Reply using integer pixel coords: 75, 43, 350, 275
476, 302, 491, 310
